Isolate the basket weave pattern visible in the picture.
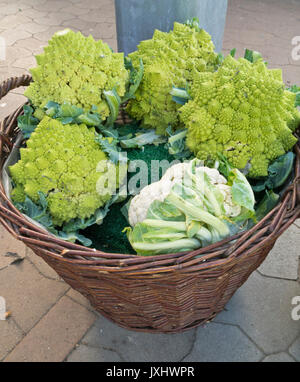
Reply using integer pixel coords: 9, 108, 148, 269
0, 75, 300, 333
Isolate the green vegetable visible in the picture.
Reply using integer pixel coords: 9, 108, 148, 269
125, 159, 255, 256
10, 116, 126, 226
17, 105, 40, 138
165, 126, 191, 160
253, 190, 280, 223
287, 85, 300, 107
173, 53, 300, 177
126, 21, 218, 134
251, 152, 295, 193
24, 29, 129, 121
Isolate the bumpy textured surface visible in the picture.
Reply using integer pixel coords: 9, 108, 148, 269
10, 116, 122, 226
24, 29, 128, 120
126, 22, 218, 135
180, 55, 300, 177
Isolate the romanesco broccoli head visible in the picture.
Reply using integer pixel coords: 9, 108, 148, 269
126, 22, 218, 134
24, 29, 129, 120
180, 55, 300, 177
9, 116, 126, 226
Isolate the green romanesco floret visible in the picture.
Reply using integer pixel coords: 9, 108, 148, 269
24, 29, 129, 120
9, 116, 126, 226
126, 22, 218, 135
179, 55, 300, 177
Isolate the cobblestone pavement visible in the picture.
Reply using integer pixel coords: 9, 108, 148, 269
0, 0, 300, 362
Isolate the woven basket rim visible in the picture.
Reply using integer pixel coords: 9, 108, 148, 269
0, 74, 300, 275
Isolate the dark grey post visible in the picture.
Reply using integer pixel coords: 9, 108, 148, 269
114, 0, 228, 55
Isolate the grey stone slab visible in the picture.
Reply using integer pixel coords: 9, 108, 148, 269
66, 344, 122, 362
80, 316, 195, 362
214, 272, 300, 354
258, 224, 300, 280
289, 337, 300, 361
262, 352, 296, 362
183, 322, 262, 362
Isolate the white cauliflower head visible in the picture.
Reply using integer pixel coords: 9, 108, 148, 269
128, 161, 233, 227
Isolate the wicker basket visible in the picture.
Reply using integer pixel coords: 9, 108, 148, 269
1, 74, 300, 333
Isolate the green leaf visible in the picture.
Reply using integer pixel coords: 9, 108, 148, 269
15, 192, 58, 235
216, 52, 225, 65
95, 134, 127, 164
120, 129, 165, 149
122, 58, 144, 103
165, 126, 191, 159
230, 48, 236, 57
77, 112, 102, 126
103, 89, 121, 127
184, 17, 201, 32
244, 48, 263, 63
228, 169, 256, 212
254, 190, 280, 222
170, 86, 191, 105
58, 231, 92, 247
287, 85, 300, 107
251, 152, 295, 193
17, 105, 40, 139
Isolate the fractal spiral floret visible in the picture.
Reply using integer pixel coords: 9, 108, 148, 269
24, 29, 129, 120
126, 22, 218, 134
9, 117, 125, 226
179, 55, 300, 177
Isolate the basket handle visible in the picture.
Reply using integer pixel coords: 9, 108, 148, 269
0, 74, 32, 100
0, 75, 32, 149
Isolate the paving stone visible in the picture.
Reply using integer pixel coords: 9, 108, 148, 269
66, 288, 92, 310
25, 247, 62, 281
0, 91, 27, 120
0, 14, 32, 29
34, 12, 75, 26
78, 10, 115, 24
262, 352, 296, 362
289, 336, 300, 361
4, 46, 33, 64
0, 4, 30, 17
33, 26, 79, 42
0, 29, 32, 47
13, 37, 46, 54
76, 0, 113, 10
214, 272, 300, 354
19, 22, 50, 34
83, 23, 116, 40
3, 296, 96, 362
32, 0, 68, 12
59, 5, 90, 17
258, 224, 300, 280
13, 55, 36, 70
0, 259, 68, 332
183, 322, 263, 362
80, 316, 196, 362
66, 344, 122, 362
0, 318, 24, 361
0, 225, 26, 271
18, 8, 48, 20
62, 18, 97, 32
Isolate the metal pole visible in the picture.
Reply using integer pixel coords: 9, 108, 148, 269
114, 0, 228, 55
